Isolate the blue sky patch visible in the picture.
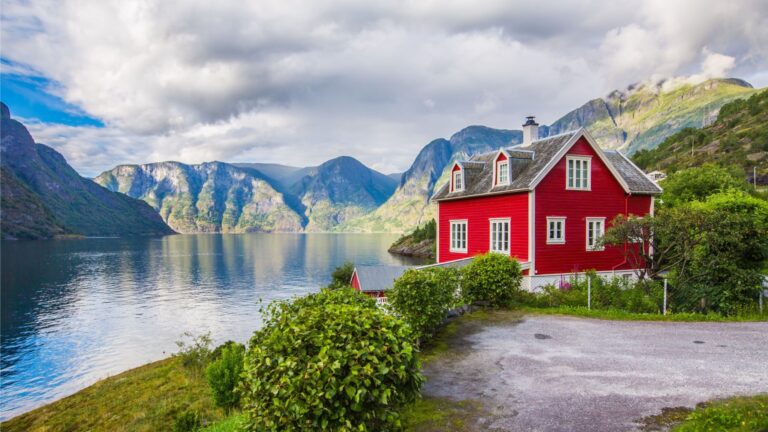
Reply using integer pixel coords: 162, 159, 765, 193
0, 59, 103, 127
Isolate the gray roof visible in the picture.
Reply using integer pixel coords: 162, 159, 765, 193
603, 151, 663, 194
353, 265, 410, 292
432, 129, 661, 201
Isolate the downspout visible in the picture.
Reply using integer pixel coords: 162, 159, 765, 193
611, 192, 630, 275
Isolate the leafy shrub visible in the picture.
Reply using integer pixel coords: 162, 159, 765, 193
328, 261, 355, 289
211, 340, 241, 360
241, 288, 423, 431
460, 253, 523, 307
173, 410, 202, 432
529, 273, 662, 314
388, 267, 460, 342
205, 342, 245, 412
175, 331, 213, 375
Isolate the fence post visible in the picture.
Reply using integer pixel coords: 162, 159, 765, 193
663, 279, 668, 316
587, 275, 591, 310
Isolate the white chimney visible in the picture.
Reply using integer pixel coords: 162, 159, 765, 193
521, 116, 539, 147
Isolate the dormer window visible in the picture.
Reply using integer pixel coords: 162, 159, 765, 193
496, 161, 509, 185
453, 170, 464, 192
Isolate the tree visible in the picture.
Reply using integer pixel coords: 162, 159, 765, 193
205, 342, 246, 412
328, 261, 354, 288
659, 164, 748, 207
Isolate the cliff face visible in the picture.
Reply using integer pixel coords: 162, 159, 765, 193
95, 162, 304, 233
0, 102, 174, 240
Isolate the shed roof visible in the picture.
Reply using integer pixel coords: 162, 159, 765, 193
353, 265, 410, 292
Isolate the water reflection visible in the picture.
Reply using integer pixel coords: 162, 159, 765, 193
0, 233, 423, 420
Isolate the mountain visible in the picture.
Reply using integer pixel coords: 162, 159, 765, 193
289, 156, 398, 231
95, 162, 304, 233
547, 78, 758, 154
340, 126, 520, 232
0, 103, 174, 240
632, 89, 768, 181
96, 156, 396, 233
340, 78, 760, 232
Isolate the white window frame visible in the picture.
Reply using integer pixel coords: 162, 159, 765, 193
449, 220, 468, 253
546, 217, 566, 245
566, 156, 591, 191
496, 160, 509, 186
452, 170, 464, 192
586, 217, 605, 251
489, 218, 510, 254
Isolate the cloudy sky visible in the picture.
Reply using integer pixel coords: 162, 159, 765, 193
1, 0, 767, 177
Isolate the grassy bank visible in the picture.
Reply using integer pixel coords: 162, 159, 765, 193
641, 394, 768, 431
521, 305, 768, 322
1, 357, 225, 432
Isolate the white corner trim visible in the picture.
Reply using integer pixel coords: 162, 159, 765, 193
528, 190, 536, 274
436, 203, 441, 262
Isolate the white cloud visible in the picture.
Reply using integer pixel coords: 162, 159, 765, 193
2, 0, 767, 176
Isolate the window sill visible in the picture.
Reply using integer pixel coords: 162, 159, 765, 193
449, 249, 467, 254
586, 248, 605, 252
565, 187, 591, 191
546, 240, 565, 245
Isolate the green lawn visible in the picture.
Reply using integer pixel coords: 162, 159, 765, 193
520, 305, 768, 322
1, 357, 226, 432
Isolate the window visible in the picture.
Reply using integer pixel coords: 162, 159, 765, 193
450, 220, 467, 252
453, 170, 463, 192
586, 217, 605, 251
489, 219, 510, 254
546, 217, 565, 244
496, 161, 509, 185
567, 156, 591, 190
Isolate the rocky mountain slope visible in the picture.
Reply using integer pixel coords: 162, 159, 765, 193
95, 162, 304, 233
632, 89, 768, 182
340, 126, 520, 232
341, 78, 760, 232
0, 103, 174, 240
547, 78, 758, 153
96, 156, 396, 233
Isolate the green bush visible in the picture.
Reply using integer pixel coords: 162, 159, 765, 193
241, 288, 423, 431
173, 410, 202, 432
528, 273, 662, 314
328, 261, 355, 289
460, 253, 523, 307
205, 342, 245, 412
175, 331, 213, 376
388, 267, 460, 342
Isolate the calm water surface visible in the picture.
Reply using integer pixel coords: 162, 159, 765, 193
0, 233, 424, 420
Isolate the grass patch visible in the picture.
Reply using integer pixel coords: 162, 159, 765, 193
640, 394, 768, 431
1, 357, 225, 432
200, 413, 245, 431
401, 396, 483, 432
520, 306, 768, 322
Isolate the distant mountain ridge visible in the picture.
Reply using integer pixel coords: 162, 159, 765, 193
96, 156, 397, 233
340, 78, 761, 232
0, 102, 174, 240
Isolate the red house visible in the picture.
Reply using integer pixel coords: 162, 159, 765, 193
431, 118, 662, 290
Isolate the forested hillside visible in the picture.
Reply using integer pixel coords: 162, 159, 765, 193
632, 90, 768, 184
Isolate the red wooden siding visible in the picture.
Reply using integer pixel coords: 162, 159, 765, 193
438, 192, 529, 263
533, 137, 653, 275
351, 271, 361, 291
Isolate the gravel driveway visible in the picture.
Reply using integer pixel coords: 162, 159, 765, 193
422, 313, 768, 431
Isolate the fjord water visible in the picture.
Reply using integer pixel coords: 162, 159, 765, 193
0, 233, 423, 420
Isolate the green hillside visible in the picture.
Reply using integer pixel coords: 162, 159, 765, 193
632, 89, 768, 182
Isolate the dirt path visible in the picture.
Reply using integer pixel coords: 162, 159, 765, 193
422, 312, 768, 431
